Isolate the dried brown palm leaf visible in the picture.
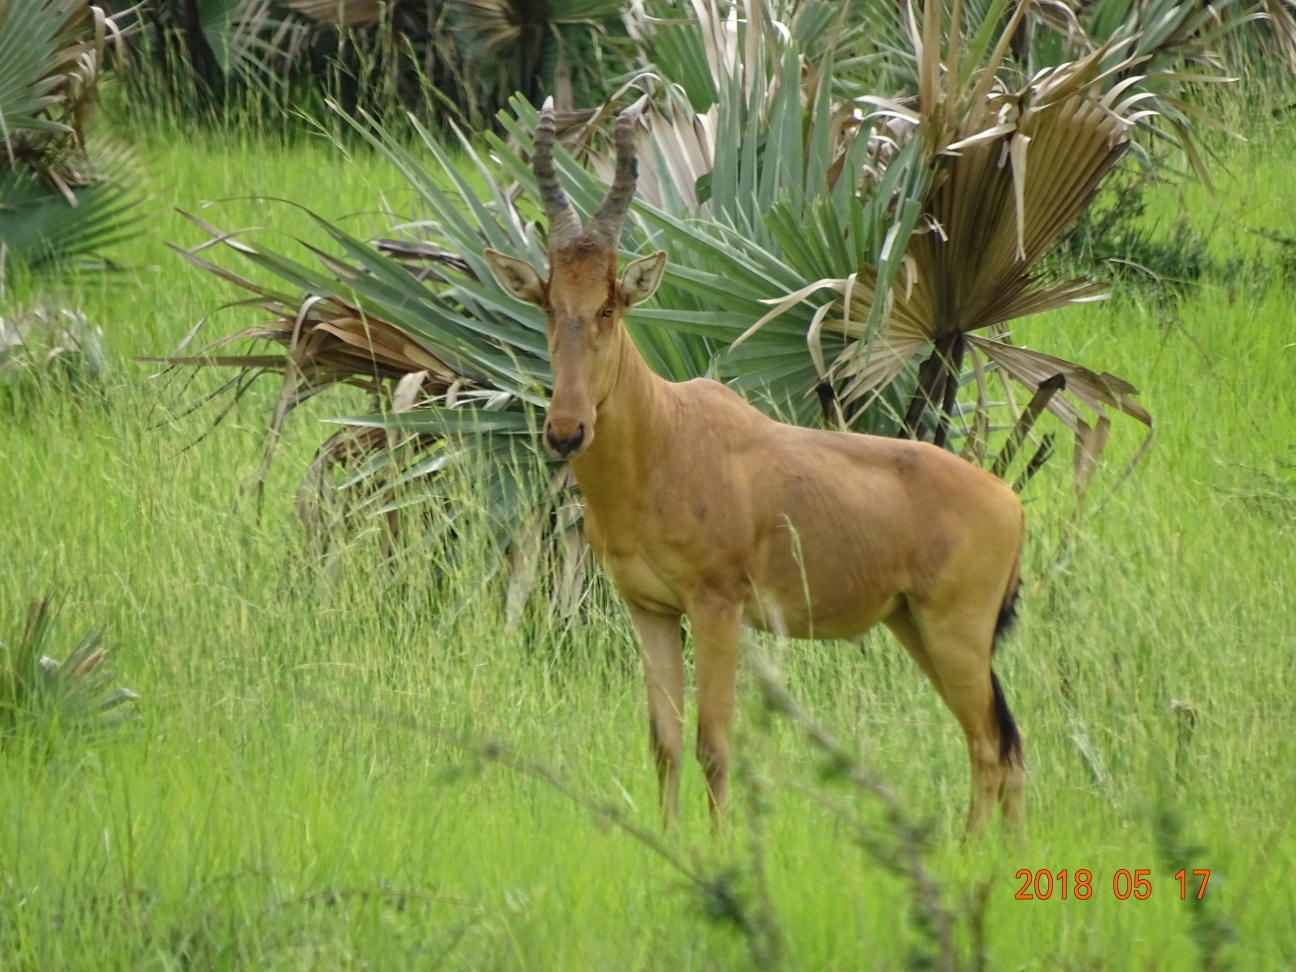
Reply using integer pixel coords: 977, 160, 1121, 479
585, 99, 717, 211
294, 372, 453, 566
145, 220, 483, 502
295, 423, 392, 561
146, 287, 473, 494
965, 335, 1153, 501
1261, 0, 1296, 69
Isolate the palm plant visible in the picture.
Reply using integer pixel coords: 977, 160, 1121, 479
0, 0, 147, 275
105, 0, 354, 119
104, 0, 637, 131
612, 0, 1165, 489
155, 0, 1260, 614
103, 0, 302, 112
150, 100, 708, 616
735, 0, 1175, 488
1, 592, 138, 748
449, 0, 635, 110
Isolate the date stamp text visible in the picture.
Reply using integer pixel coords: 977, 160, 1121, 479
1014, 868, 1211, 901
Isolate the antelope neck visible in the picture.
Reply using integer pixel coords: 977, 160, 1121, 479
571, 325, 672, 509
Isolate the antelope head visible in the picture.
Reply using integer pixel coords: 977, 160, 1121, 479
484, 98, 666, 460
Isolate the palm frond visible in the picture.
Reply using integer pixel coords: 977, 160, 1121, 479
0, 1, 149, 271
0, 141, 148, 272
1, 591, 139, 748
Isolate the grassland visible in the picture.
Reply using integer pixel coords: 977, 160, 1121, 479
1, 108, 1295, 970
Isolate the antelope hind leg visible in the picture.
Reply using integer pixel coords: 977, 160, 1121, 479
884, 604, 948, 705
912, 608, 1025, 841
628, 603, 685, 824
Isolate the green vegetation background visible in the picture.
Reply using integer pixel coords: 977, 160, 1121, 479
2, 102, 1294, 968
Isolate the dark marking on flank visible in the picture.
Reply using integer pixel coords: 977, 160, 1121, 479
991, 671, 1022, 765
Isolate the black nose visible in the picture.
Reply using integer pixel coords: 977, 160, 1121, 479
546, 424, 585, 457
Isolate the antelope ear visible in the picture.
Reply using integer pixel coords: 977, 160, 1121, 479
619, 251, 667, 306
484, 249, 546, 305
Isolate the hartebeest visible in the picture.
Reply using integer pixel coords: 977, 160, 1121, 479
484, 99, 1026, 837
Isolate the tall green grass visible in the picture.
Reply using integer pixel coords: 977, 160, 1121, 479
1, 109, 1294, 969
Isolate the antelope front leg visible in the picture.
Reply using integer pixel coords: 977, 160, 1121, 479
627, 604, 685, 824
690, 600, 743, 823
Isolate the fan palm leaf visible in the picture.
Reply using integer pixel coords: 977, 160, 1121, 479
0, 0, 148, 272
733, 0, 1178, 495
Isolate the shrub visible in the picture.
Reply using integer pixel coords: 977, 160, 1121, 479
0, 592, 139, 752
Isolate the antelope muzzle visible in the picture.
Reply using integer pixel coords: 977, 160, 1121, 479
544, 417, 587, 458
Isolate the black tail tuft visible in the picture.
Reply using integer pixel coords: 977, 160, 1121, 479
991, 671, 1022, 765
993, 585, 1020, 650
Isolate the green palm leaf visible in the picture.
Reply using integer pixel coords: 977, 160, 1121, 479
0, 1, 148, 272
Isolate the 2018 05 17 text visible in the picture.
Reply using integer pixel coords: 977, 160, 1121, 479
1013, 868, 1212, 901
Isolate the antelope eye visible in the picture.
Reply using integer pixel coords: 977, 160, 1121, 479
601, 306, 615, 318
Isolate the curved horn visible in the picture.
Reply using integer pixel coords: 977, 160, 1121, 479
586, 95, 647, 249
533, 96, 582, 248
